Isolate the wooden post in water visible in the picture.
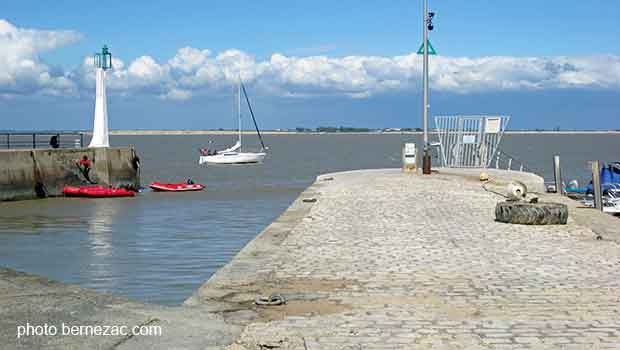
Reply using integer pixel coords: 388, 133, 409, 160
591, 160, 603, 211
553, 155, 563, 195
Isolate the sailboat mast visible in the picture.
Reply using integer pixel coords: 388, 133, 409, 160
237, 79, 242, 150
240, 81, 266, 150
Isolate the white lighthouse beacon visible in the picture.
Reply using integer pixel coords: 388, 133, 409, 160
88, 45, 112, 148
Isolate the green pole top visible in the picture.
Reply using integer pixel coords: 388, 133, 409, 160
94, 45, 112, 70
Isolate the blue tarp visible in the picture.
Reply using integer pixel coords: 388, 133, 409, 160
582, 163, 620, 193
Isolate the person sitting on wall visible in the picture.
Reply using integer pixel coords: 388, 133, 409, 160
49, 134, 60, 149
76, 155, 95, 184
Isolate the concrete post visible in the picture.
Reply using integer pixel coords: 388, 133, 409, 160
591, 160, 603, 211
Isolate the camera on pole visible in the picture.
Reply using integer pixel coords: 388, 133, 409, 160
427, 12, 435, 31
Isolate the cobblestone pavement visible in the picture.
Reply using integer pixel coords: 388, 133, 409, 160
199, 169, 620, 350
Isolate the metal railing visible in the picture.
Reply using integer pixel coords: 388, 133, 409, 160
1, 132, 84, 150
493, 148, 544, 174
434, 115, 510, 168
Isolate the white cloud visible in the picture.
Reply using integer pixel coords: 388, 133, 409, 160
100, 50, 620, 99
1, 19, 619, 101
0, 19, 81, 97
161, 88, 192, 100
168, 47, 211, 73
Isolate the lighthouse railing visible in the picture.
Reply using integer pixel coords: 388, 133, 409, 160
1, 132, 85, 149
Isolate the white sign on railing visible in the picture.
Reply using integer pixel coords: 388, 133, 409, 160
485, 117, 501, 133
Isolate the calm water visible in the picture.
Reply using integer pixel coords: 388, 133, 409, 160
0, 134, 618, 305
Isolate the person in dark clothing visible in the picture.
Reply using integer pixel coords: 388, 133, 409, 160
49, 134, 60, 149
187, 178, 195, 185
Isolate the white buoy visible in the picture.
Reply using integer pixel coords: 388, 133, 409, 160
507, 181, 528, 201
89, 46, 112, 148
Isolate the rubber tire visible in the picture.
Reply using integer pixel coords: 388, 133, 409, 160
495, 201, 568, 225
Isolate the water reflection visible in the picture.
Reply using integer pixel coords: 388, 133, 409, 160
84, 199, 121, 293
87, 199, 117, 257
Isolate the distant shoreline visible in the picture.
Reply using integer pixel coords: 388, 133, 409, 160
98, 130, 620, 136
3, 130, 619, 136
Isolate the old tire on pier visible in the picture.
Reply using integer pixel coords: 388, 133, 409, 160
495, 201, 568, 225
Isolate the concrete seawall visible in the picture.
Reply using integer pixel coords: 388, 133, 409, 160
0, 147, 140, 201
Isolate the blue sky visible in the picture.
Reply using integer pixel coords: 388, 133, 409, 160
1, 0, 619, 130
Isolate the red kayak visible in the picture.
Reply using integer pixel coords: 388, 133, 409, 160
149, 182, 205, 192
63, 185, 135, 198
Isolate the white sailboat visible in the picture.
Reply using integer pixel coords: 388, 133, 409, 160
199, 80, 267, 165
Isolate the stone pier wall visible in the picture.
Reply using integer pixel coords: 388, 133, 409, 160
0, 147, 140, 201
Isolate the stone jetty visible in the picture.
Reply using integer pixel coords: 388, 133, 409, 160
188, 169, 620, 350
2, 168, 619, 349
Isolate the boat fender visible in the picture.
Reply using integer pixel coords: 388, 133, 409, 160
507, 181, 527, 201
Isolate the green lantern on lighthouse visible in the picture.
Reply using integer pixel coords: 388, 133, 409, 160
94, 45, 112, 70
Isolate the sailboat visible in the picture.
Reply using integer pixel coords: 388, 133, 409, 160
198, 80, 267, 165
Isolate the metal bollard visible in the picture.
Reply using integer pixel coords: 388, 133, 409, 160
553, 155, 563, 195
591, 161, 603, 211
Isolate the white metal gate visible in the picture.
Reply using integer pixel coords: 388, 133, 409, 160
434, 115, 510, 168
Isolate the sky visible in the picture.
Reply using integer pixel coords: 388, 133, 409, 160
1, 0, 619, 130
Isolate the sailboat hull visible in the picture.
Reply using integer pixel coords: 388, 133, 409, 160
199, 152, 266, 165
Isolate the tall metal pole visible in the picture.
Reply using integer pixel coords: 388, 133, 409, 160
422, 0, 431, 174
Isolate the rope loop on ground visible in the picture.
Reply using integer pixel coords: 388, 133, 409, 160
255, 293, 287, 306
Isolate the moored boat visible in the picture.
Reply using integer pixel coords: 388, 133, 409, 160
149, 182, 205, 192
63, 185, 104, 197
63, 185, 135, 198
199, 79, 268, 165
